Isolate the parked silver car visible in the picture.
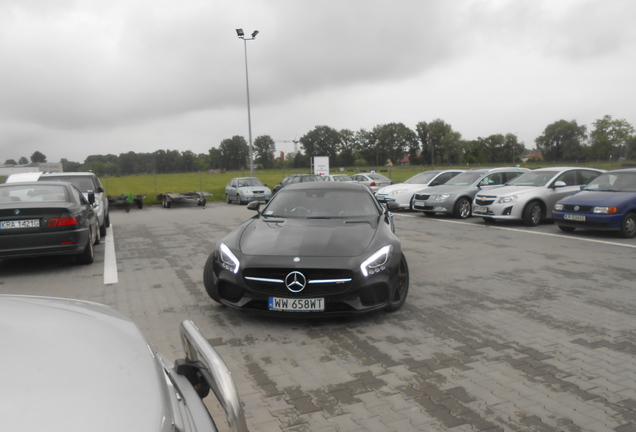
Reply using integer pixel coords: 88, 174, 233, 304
322, 174, 355, 182
473, 167, 605, 226
375, 169, 464, 209
352, 172, 392, 193
225, 176, 272, 204
412, 167, 529, 218
2, 295, 248, 432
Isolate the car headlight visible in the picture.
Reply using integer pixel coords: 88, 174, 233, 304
361, 245, 393, 277
389, 189, 407, 196
554, 203, 564, 211
219, 243, 240, 274
593, 206, 618, 214
430, 194, 451, 201
498, 195, 519, 204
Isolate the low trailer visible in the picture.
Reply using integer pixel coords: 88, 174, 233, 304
156, 191, 212, 208
107, 193, 145, 212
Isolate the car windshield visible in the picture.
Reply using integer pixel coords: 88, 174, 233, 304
583, 172, 636, 192
0, 184, 69, 203
238, 178, 264, 187
404, 171, 438, 184
445, 172, 484, 186
507, 171, 558, 187
366, 174, 388, 181
45, 176, 95, 192
331, 175, 353, 182
262, 189, 379, 218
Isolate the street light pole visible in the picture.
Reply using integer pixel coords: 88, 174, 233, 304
236, 28, 259, 177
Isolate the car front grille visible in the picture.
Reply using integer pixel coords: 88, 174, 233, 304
413, 193, 430, 200
474, 196, 496, 206
243, 268, 353, 297
562, 204, 594, 212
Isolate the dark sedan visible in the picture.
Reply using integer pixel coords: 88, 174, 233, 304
0, 181, 99, 264
203, 182, 409, 315
553, 168, 636, 238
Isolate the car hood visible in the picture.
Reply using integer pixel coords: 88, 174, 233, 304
478, 185, 537, 197
559, 190, 636, 206
2, 295, 174, 432
415, 184, 470, 195
238, 217, 378, 257
377, 183, 426, 194
240, 186, 270, 192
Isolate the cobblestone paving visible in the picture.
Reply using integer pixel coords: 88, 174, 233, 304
1, 204, 634, 432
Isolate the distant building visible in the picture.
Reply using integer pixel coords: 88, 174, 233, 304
522, 150, 543, 162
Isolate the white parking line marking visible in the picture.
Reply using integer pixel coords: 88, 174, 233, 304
103, 225, 118, 284
394, 213, 636, 249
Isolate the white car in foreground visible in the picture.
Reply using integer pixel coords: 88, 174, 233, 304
473, 167, 605, 226
2, 295, 248, 432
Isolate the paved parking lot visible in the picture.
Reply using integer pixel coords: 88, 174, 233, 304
1, 203, 635, 432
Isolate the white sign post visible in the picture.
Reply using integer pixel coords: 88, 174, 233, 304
313, 156, 329, 176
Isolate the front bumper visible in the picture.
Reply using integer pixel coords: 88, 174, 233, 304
472, 200, 525, 221
553, 211, 623, 231
208, 253, 401, 316
412, 198, 453, 214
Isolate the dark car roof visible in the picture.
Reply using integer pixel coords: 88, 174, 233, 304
280, 181, 371, 192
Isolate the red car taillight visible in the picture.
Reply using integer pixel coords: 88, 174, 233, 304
47, 215, 78, 227
370, 181, 376, 187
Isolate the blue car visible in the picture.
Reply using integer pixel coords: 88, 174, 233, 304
553, 168, 636, 238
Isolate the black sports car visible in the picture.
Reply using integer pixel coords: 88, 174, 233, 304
203, 182, 409, 315
0, 181, 99, 264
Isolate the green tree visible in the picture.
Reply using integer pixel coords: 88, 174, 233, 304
535, 120, 587, 162
415, 121, 430, 164
253, 135, 276, 169
589, 115, 635, 160
427, 120, 462, 165
4, 159, 17, 165
19, 157, 29, 165
179, 150, 197, 172
208, 148, 222, 170
219, 136, 249, 170
300, 126, 342, 166
31, 151, 47, 163
337, 129, 357, 167
61, 158, 81, 172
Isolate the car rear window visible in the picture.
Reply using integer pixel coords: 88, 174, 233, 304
43, 176, 95, 192
0, 185, 69, 203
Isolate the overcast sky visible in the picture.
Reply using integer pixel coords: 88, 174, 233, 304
1, 0, 635, 164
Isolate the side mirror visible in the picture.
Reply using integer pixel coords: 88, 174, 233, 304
386, 201, 400, 211
87, 192, 96, 205
247, 201, 261, 212
553, 181, 566, 188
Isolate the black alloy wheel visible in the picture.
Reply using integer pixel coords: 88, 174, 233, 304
203, 254, 221, 302
386, 253, 409, 312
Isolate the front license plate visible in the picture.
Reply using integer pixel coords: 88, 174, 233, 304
473, 205, 488, 214
269, 297, 325, 312
564, 213, 586, 222
413, 200, 427, 207
0, 219, 40, 229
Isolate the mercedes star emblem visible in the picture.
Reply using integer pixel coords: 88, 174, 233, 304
285, 271, 307, 293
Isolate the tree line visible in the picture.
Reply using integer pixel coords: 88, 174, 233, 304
5, 115, 634, 177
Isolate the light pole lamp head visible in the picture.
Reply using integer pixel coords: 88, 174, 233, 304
251, 30, 259, 38
236, 28, 244, 38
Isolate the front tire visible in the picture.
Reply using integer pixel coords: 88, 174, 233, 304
203, 254, 221, 302
386, 253, 409, 312
619, 213, 636, 238
453, 197, 471, 219
522, 201, 543, 226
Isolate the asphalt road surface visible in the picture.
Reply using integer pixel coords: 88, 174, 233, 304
1, 202, 635, 432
